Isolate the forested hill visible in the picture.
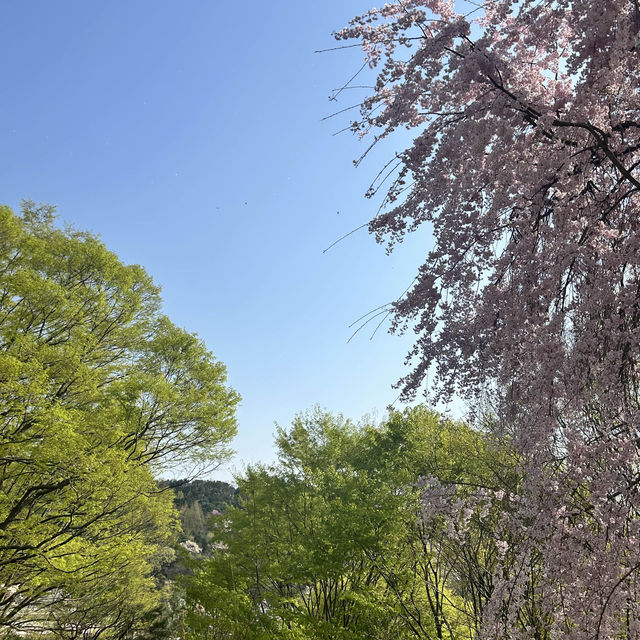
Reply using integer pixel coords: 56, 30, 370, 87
162, 479, 237, 551
165, 479, 237, 513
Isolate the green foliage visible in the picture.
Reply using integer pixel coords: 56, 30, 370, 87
0, 202, 239, 637
160, 479, 236, 553
128, 586, 187, 640
181, 500, 209, 549
183, 407, 515, 639
168, 479, 237, 513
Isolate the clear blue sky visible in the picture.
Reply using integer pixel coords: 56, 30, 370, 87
0, 1, 435, 481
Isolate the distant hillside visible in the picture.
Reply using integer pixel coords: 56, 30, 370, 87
166, 479, 237, 514
162, 479, 237, 552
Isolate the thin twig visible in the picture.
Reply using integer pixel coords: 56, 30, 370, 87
322, 223, 369, 253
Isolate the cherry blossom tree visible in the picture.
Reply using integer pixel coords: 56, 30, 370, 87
336, 1, 640, 637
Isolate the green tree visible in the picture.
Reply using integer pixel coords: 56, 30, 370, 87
0, 202, 239, 638
358, 408, 518, 639
181, 501, 208, 549
184, 407, 515, 640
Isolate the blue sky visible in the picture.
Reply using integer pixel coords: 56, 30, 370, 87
0, 1, 436, 481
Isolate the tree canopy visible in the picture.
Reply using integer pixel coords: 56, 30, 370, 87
183, 407, 516, 640
0, 202, 239, 637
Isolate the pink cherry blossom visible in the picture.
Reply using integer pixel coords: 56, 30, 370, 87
337, 1, 640, 637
